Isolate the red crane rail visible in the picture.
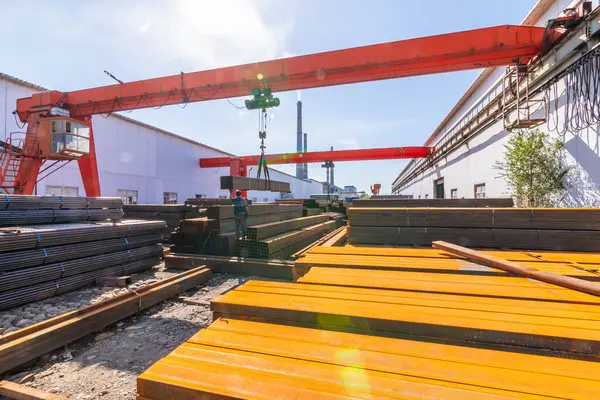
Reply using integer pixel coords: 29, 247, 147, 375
199, 146, 433, 168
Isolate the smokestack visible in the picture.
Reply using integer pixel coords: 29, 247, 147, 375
295, 101, 303, 178
329, 146, 335, 190
303, 132, 308, 179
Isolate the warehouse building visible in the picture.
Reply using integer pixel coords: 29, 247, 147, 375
392, 0, 600, 207
0, 73, 323, 203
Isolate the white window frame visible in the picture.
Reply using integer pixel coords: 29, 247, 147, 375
45, 185, 79, 197
474, 183, 486, 199
163, 192, 178, 204
450, 189, 458, 199
118, 189, 138, 205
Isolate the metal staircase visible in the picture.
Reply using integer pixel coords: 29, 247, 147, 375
0, 132, 38, 193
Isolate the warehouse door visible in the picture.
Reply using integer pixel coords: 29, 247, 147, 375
46, 185, 79, 197
434, 178, 444, 199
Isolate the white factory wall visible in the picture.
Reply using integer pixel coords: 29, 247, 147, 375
396, 0, 600, 206
0, 76, 323, 203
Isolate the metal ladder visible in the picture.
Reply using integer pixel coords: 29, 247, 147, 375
0, 132, 39, 192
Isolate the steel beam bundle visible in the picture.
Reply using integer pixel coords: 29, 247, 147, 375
165, 254, 297, 279
242, 221, 336, 259
123, 204, 206, 240
350, 198, 514, 207
0, 195, 123, 210
212, 280, 600, 356
0, 245, 162, 293
0, 220, 166, 253
297, 247, 600, 280
220, 176, 291, 193
139, 316, 600, 400
0, 257, 160, 310
0, 266, 212, 374
0, 233, 161, 272
184, 198, 240, 206
246, 215, 329, 241
0, 208, 124, 226
347, 207, 600, 251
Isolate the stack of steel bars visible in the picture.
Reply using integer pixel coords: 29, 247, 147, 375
347, 207, 600, 251
0, 195, 123, 226
123, 204, 205, 240
239, 215, 336, 259
0, 217, 165, 310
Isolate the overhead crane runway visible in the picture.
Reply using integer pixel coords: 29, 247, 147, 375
138, 245, 600, 399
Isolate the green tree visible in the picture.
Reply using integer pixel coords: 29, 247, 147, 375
494, 128, 570, 207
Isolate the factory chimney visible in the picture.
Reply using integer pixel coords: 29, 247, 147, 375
329, 146, 335, 190
295, 100, 303, 178
303, 132, 308, 179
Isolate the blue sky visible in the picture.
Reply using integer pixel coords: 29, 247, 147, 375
0, 0, 534, 193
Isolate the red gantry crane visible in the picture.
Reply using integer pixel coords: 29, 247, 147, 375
3, 21, 576, 195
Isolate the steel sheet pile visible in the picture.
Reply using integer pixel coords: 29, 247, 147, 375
0, 196, 166, 310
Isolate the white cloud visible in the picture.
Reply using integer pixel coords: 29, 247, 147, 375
81, 0, 294, 73
337, 138, 359, 149
138, 22, 151, 34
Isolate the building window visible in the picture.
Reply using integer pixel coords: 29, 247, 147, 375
474, 184, 486, 198
418, 195, 421, 199
196, 194, 206, 199
450, 189, 458, 199
252, 197, 257, 202
163, 192, 177, 204
46, 186, 79, 197
263, 197, 268, 202
434, 178, 444, 199
118, 189, 138, 205
219, 195, 228, 199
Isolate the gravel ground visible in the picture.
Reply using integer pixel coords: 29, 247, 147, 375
0, 264, 272, 400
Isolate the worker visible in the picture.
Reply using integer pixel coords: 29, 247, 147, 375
233, 190, 249, 240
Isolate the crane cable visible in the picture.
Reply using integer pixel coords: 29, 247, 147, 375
256, 108, 271, 190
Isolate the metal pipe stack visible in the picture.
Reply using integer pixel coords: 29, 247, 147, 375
0, 196, 166, 310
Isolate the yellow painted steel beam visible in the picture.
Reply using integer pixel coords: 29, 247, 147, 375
314, 245, 600, 265
188, 322, 600, 399
297, 254, 599, 279
206, 318, 600, 381
299, 267, 600, 307
212, 281, 600, 353
156, 343, 556, 399
238, 280, 600, 319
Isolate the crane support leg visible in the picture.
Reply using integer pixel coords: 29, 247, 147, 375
18, 158, 42, 195
77, 117, 101, 197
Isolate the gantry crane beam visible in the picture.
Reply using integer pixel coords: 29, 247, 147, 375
9, 23, 567, 196
16, 25, 554, 122
199, 146, 433, 168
